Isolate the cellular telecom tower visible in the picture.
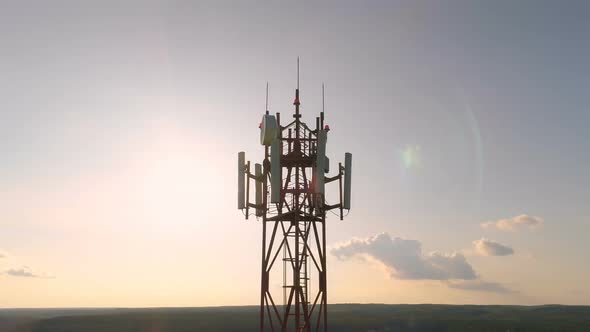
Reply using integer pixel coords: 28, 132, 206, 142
237, 62, 352, 332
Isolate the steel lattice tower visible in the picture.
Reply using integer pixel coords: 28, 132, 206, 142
238, 67, 352, 332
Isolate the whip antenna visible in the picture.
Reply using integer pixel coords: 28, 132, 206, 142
265, 82, 269, 115
322, 83, 325, 115
297, 57, 300, 89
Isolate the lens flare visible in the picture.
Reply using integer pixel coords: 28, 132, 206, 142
401, 145, 421, 169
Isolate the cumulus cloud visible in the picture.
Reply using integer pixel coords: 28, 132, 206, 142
481, 214, 543, 231
331, 233, 477, 280
4, 266, 52, 278
473, 238, 514, 256
332, 233, 515, 294
446, 280, 516, 294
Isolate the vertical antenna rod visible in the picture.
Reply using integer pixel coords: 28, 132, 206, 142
297, 57, 300, 89
265, 82, 269, 115
294, 58, 301, 119
320, 83, 325, 128
322, 83, 325, 115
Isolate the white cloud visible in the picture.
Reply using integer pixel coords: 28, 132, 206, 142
4, 266, 53, 279
332, 233, 515, 294
481, 214, 543, 231
331, 233, 477, 280
473, 238, 514, 256
446, 280, 516, 294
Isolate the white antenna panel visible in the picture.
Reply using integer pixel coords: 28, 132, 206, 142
270, 138, 282, 203
344, 152, 352, 210
315, 130, 327, 195
255, 163, 263, 216
260, 114, 278, 146
238, 151, 246, 209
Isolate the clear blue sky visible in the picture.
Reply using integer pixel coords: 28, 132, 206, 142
0, 0, 589, 306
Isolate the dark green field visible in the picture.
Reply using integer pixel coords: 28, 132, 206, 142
2, 304, 590, 332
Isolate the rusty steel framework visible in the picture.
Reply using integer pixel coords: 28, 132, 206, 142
239, 67, 351, 332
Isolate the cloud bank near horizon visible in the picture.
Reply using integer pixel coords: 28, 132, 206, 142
446, 280, 516, 294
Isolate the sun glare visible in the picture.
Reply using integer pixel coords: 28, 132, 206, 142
134, 132, 222, 226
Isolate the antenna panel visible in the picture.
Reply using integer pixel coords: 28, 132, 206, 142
260, 114, 278, 146
315, 130, 327, 195
270, 138, 282, 203
238, 151, 246, 209
255, 163, 263, 216
344, 152, 352, 210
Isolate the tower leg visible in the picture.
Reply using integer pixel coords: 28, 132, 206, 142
322, 219, 327, 332
261, 221, 267, 332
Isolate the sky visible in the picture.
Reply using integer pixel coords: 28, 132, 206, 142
1, 0, 589, 307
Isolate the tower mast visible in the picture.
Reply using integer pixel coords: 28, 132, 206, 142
238, 61, 353, 331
